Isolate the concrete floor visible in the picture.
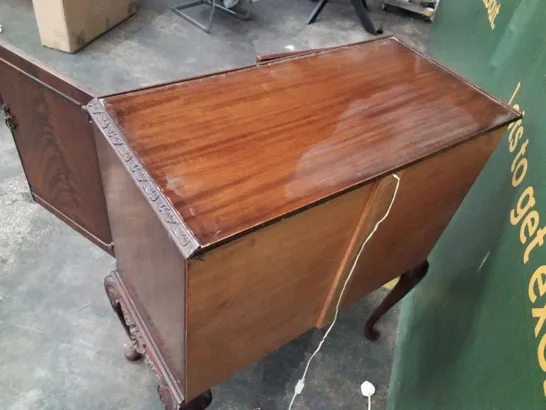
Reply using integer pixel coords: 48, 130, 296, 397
0, 1, 430, 409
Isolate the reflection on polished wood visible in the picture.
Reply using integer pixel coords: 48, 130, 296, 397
88, 37, 520, 409
102, 37, 516, 249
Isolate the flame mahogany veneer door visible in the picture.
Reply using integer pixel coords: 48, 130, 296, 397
0, 41, 112, 254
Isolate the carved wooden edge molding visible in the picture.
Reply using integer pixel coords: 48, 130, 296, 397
104, 271, 184, 409
104, 275, 146, 356
87, 99, 200, 259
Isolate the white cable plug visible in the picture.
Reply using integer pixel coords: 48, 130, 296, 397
361, 381, 375, 410
287, 174, 401, 410
295, 379, 305, 394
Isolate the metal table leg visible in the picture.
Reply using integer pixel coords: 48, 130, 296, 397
307, 0, 379, 35
307, 0, 329, 24
172, 0, 216, 33
172, 0, 253, 34
350, 0, 379, 34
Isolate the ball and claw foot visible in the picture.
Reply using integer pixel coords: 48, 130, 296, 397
124, 343, 143, 361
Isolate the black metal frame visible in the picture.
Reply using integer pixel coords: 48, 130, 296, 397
307, 0, 380, 35
172, 0, 253, 33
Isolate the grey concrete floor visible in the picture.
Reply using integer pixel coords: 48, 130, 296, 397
0, 1, 430, 409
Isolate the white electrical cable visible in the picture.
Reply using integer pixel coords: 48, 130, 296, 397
288, 174, 401, 410
361, 381, 375, 410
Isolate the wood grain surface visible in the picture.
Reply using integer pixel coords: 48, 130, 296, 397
101, 37, 519, 249
0, 39, 95, 100
185, 184, 373, 399
341, 127, 507, 313
94, 129, 187, 388
0, 42, 112, 252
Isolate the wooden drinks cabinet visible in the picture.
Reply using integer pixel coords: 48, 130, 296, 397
0, 40, 113, 254
3, 36, 520, 409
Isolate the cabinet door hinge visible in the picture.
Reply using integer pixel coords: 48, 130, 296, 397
81, 105, 92, 123
1, 102, 16, 131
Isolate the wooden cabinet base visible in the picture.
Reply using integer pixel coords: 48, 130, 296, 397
104, 271, 213, 410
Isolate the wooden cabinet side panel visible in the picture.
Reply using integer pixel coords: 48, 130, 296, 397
185, 184, 375, 399
0, 40, 95, 100
341, 128, 506, 310
0, 57, 112, 249
94, 129, 186, 387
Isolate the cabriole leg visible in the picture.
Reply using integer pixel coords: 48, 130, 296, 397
365, 260, 429, 340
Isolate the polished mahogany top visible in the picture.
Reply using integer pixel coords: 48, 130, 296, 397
99, 37, 519, 249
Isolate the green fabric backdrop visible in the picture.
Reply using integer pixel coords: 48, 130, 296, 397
388, 1, 546, 408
